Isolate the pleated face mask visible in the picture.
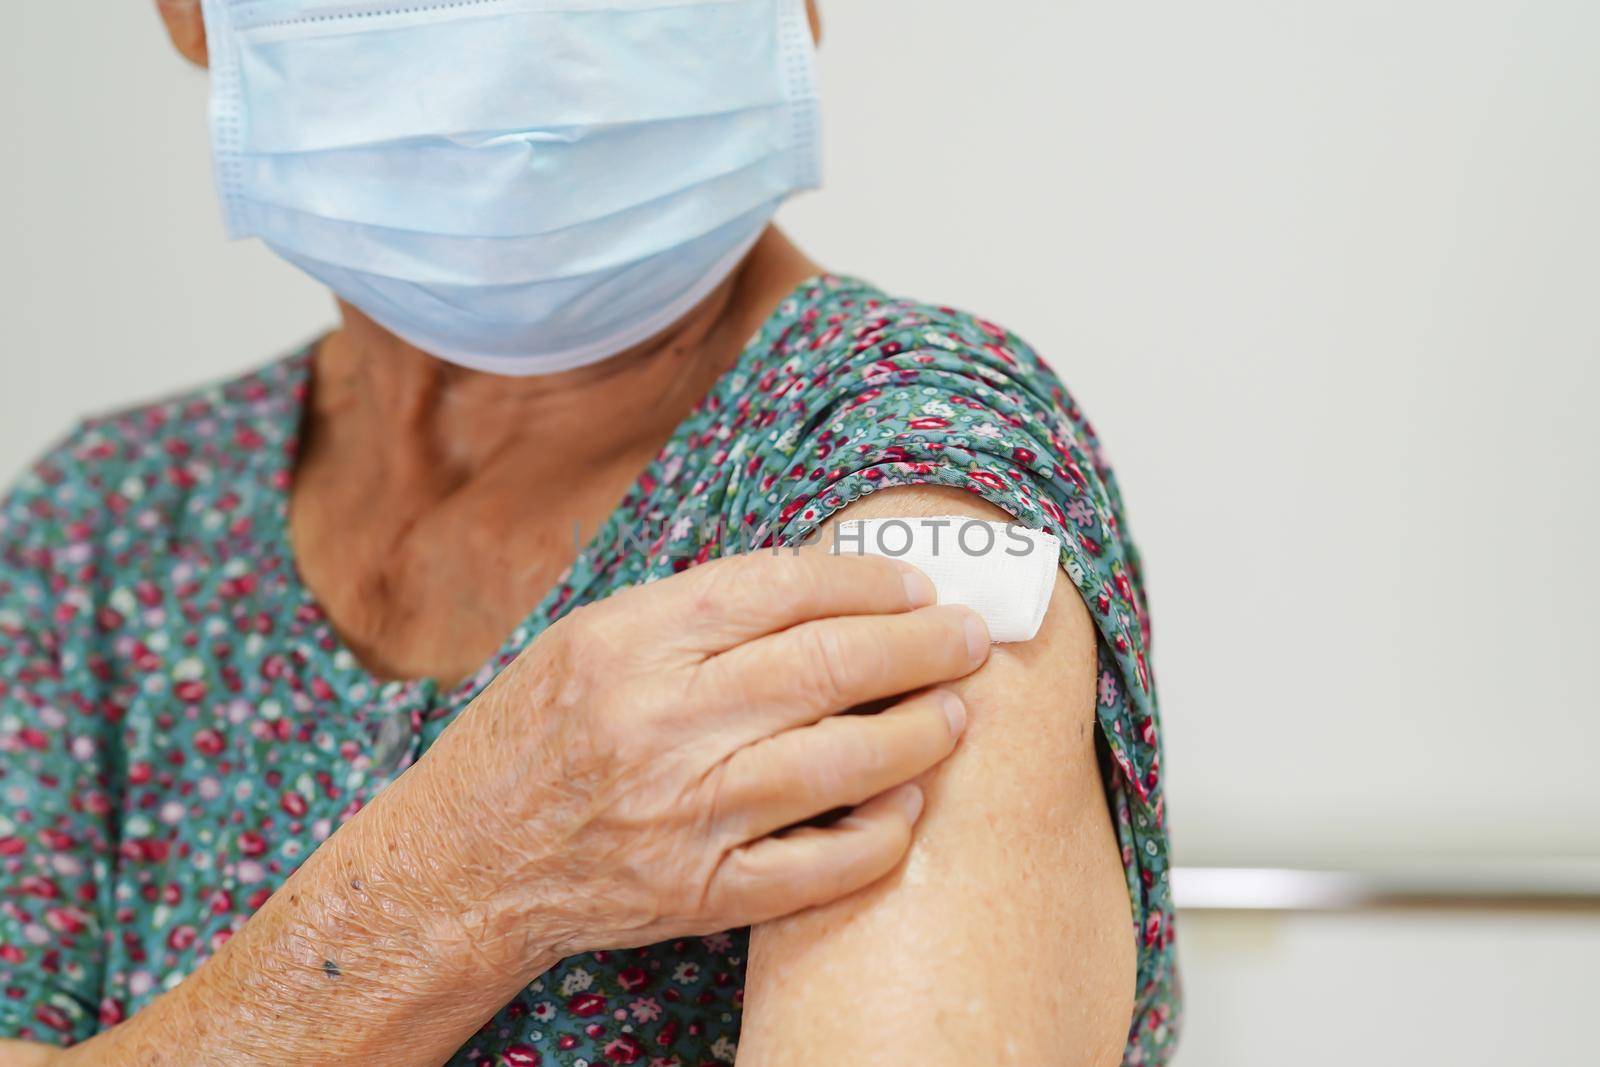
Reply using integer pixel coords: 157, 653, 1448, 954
199, 0, 822, 374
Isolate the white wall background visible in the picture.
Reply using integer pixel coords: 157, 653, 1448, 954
6, 2, 1598, 1063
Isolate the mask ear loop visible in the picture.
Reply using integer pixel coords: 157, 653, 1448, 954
776, 0, 823, 192
201, 0, 250, 239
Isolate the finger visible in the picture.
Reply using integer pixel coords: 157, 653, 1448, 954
603, 551, 939, 654
714, 689, 966, 842
704, 782, 925, 926
697, 604, 990, 741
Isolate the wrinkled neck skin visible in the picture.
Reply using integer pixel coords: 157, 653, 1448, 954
291, 226, 821, 686
308, 226, 818, 479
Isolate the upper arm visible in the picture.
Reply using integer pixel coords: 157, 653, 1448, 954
735, 486, 1137, 1066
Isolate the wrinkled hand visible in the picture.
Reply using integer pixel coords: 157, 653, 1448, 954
403, 550, 990, 967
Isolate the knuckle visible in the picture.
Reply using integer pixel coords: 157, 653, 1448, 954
684, 554, 741, 610
713, 841, 772, 908
746, 551, 809, 607
771, 551, 838, 610
741, 741, 814, 827
546, 601, 599, 667
506, 618, 585, 715
529, 610, 575, 671
561, 600, 633, 674
816, 721, 886, 795
701, 761, 740, 836
687, 651, 738, 710
687, 551, 769, 619
785, 742, 838, 807
558, 597, 604, 636
799, 624, 861, 706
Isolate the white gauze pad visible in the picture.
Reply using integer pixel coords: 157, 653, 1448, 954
833, 516, 1062, 643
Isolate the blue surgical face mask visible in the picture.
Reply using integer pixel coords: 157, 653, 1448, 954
200, 0, 821, 375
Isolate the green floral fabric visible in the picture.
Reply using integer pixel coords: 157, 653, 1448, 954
0, 275, 1177, 1064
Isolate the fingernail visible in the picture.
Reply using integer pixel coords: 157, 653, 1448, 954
938, 690, 966, 737
897, 783, 925, 823
963, 611, 991, 662
901, 567, 937, 609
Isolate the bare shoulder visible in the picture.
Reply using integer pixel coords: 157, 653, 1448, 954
736, 485, 1136, 1067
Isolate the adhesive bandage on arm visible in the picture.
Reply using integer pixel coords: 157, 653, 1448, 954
833, 516, 1063, 643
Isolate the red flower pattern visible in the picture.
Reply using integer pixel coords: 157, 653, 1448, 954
0, 276, 1174, 1064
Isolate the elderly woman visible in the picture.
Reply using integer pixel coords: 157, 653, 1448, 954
0, 1, 1176, 1064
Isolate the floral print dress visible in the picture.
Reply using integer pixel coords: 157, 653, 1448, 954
0, 275, 1178, 1064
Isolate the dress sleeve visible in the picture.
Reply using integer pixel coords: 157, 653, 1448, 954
0, 438, 117, 1045
715, 301, 1178, 1036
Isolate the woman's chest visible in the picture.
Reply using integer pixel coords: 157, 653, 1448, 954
288, 451, 672, 690
86, 556, 753, 1060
